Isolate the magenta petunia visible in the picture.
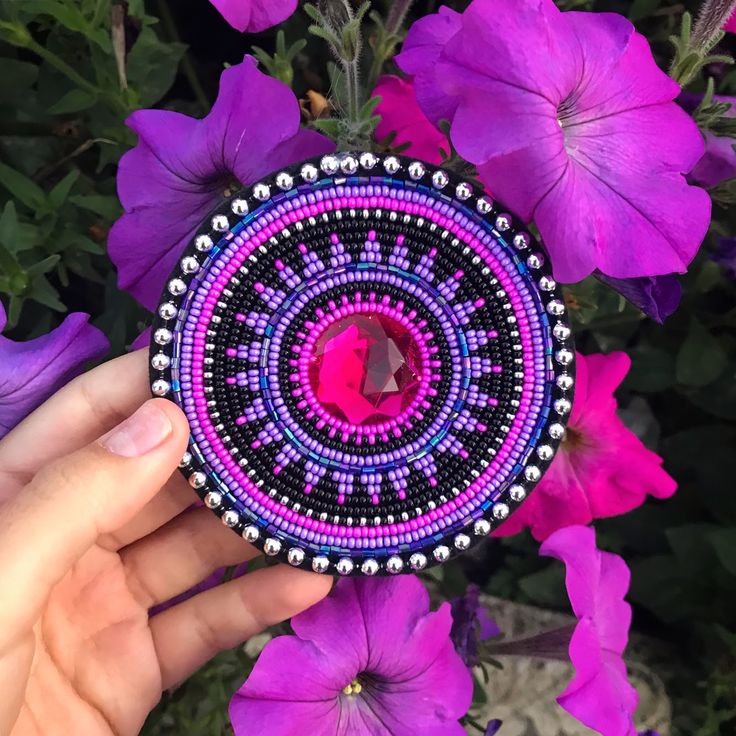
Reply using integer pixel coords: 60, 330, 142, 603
373, 75, 448, 164
209, 0, 297, 33
109, 55, 334, 310
495, 352, 676, 541
0, 301, 108, 439
229, 576, 473, 735
541, 525, 639, 736
726, 8, 736, 32
397, 0, 711, 283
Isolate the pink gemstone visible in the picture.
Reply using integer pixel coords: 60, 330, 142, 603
309, 314, 423, 425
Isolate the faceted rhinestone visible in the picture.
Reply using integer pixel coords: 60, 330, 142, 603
308, 314, 423, 425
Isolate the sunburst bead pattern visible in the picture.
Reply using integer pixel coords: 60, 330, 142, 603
149, 153, 575, 574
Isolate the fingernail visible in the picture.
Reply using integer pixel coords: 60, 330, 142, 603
100, 401, 173, 457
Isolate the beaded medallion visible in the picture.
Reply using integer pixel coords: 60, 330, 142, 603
149, 152, 575, 575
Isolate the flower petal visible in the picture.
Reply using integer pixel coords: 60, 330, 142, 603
495, 351, 674, 540
439, 0, 580, 103
401, 0, 711, 283
0, 304, 108, 438
540, 525, 632, 653
291, 576, 438, 677
209, 0, 297, 33
373, 76, 448, 164
396, 7, 463, 125
109, 56, 333, 310
595, 274, 682, 323
357, 619, 472, 734
564, 12, 680, 118
533, 139, 710, 281
206, 57, 333, 185
234, 635, 348, 702
558, 620, 639, 736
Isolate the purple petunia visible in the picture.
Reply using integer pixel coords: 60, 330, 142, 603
0, 301, 108, 440
397, 0, 711, 284
680, 93, 736, 188
712, 237, 736, 279
450, 583, 500, 666
109, 56, 333, 310
209, 0, 297, 33
541, 525, 639, 736
596, 274, 682, 324
229, 576, 473, 735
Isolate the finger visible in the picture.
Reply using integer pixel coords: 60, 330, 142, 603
0, 348, 198, 549
120, 507, 260, 608
0, 350, 149, 489
0, 399, 189, 644
97, 472, 194, 551
150, 566, 332, 688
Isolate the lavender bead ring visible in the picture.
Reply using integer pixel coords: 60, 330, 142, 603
149, 152, 575, 575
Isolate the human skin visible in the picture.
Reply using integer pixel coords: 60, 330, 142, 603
0, 350, 332, 736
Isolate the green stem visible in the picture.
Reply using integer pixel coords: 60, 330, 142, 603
345, 59, 361, 124
385, 0, 415, 34
366, 0, 415, 92
25, 37, 99, 97
482, 623, 577, 661
155, 0, 210, 113
23, 36, 128, 115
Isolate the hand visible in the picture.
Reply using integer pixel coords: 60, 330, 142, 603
0, 350, 332, 736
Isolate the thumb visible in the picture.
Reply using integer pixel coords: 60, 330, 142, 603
0, 398, 189, 640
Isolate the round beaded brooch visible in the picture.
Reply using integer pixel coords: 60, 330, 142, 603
149, 152, 575, 576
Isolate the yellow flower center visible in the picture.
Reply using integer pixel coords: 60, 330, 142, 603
342, 678, 363, 696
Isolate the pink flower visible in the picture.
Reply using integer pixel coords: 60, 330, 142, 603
541, 525, 639, 736
109, 56, 333, 310
373, 76, 448, 164
495, 352, 676, 541
0, 301, 108, 439
230, 576, 473, 735
209, 0, 297, 33
726, 8, 736, 32
397, 0, 711, 283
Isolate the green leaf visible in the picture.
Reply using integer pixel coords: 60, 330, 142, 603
667, 524, 721, 577
0, 161, 46, 210
0, 59, 38, 105
70, 194, 122, 220
27, 273, 65, 311
708, 529, 736, 576
47, 88, 97, 115
48, 170, 80, 209
628, 0, 660, 21
126, 28, 187, 107
25, 254, 60, 278
3, 294, 23, 328
25, 0, 87, 32
676, 318, 727, 387
626, 346, 676, 392
629, 555, 691, 622
0, 201, 20, 249
681, 371, 736, 420
518, 564, 567, 608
